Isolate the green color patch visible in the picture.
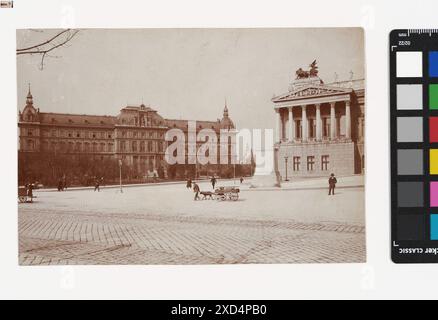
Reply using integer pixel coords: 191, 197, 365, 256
430, 84, 438, 109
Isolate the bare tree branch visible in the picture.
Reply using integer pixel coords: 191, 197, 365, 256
17, 29, 79, 70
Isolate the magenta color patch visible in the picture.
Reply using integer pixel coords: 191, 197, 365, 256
431, 182, 438, 207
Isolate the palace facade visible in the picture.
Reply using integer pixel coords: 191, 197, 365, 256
18, 87, 237, 183
272, 76, 365, 179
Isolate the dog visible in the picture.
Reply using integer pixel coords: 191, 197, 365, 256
200, 191, 214, 200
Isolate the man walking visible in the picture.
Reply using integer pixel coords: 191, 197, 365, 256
210, 176, 217, 190
94, 178, 100, 192
328, 173, 337, 195
193, 182, 200, 200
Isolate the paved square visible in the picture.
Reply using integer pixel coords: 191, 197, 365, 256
18, 176, 366, 265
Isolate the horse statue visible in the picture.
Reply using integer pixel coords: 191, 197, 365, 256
295, 60, 319, 80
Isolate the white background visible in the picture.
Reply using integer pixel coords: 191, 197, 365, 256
1, 0, 437, 300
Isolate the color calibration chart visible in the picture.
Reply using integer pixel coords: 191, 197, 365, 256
390, 29, 438, 263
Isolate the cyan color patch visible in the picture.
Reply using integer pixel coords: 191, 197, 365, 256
431, 214, 438, 240
430, 51, 438, 77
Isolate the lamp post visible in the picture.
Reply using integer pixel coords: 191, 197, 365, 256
118, 159, 123, 193
284, 156, 289, 181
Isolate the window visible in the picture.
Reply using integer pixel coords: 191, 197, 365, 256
293, 156, 300, 171
147, 141, 153, 152
120, 141, 126, 152
108, 133, 112, 139
140, 141, 145, 152
100, 143, 105, 152
92, 133, 96, 138
321, 155, 329, 171
76, 132, 80, 138
68, 132, 72, 138
84, 142, 90, 152
132, 141, 137, 152
75, 142, 82, 151
307, 156, 315, 171
28, 129, 33, 136
27, 139, 34, 150
51, 130, 57, 137
122, 131, 127, 138
108, 143, 114, 152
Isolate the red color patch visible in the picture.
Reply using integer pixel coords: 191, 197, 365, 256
431, 117, 438, 142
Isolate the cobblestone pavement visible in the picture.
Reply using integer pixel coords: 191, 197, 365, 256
18, 180, 365, 265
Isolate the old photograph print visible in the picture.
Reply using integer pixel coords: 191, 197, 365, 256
17, 28, 366, 265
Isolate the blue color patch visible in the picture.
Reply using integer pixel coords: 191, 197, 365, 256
431, 214, 438, 240
429, 51, 438, 77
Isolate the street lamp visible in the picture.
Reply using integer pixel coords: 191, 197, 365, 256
284, 156, 289, 181
118, 159, 123, 193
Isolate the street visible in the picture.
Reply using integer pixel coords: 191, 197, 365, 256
18, 176, 366, 264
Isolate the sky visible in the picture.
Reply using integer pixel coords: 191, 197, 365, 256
17, 28, 364, 130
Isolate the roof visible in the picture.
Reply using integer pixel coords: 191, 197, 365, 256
165, 119, 222, 131
38, 112, 117, 127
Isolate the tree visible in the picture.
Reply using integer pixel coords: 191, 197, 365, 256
16, 29, 79, 70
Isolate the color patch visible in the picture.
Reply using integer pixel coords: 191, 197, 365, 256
431, 182, 438, 207
397, 181, 424, 207
429, 51, 438, 77
430, 117, 438, 142
431, 215, 438, 240
396, 84, 423, 110
397, 149, 423, 175
430, 149, 438, 174
397, 215, 424, 240
396, 51, 423, 78
430, 84, 438, 109
396, 117, 423, 142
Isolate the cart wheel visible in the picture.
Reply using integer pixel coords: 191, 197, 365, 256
231, 194, 239, 201
18, 196, 26, 203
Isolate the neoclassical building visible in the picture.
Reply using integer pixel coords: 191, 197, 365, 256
18, 87, 236, 182
272, 75, 365, 179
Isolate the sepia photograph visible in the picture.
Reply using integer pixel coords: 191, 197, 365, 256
17, 28, 365, 265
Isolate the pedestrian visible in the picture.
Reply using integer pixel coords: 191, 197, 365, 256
186, 178, 192, 189
57, 178, 63, 191
210, 176, 217, 190
27, 182, 33, 202
240, 176, 244, 184
328, 173, 337, 195
94, 178, 100, 192
193, 182, 200, 200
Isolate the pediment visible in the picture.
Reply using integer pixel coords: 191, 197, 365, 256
272, 84, 352, 103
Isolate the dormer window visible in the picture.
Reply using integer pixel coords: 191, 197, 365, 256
100, 121, 104, 124
68, 119, 73, 123
85, 120, 89, 124
51, 118, 55, 123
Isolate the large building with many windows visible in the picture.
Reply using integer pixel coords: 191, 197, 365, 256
18, 87, 236, 183
272, 75, 365, 179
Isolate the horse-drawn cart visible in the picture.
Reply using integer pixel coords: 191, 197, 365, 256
214, 186, 240, 201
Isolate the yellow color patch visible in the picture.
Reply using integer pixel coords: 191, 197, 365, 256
430, 149, 438, 174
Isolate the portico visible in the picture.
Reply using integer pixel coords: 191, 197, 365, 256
274, 87, 353, 144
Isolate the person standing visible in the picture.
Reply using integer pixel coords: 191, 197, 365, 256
27, 182, 33, 203
328, 173, 337, 195
94, 178, 100, 192
186, 178, 192, 189
193, 182, 200, 200
240, 177, 244, 184
210, 176, 217, 190
57, 178, 63, 192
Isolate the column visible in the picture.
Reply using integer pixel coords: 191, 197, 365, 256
330, 102, 336, 140
345, 100, 351, 140
302, 105, 308, 142
315, 104, 322, 142
275, 109, 282, 143
288, 107, 294, 142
